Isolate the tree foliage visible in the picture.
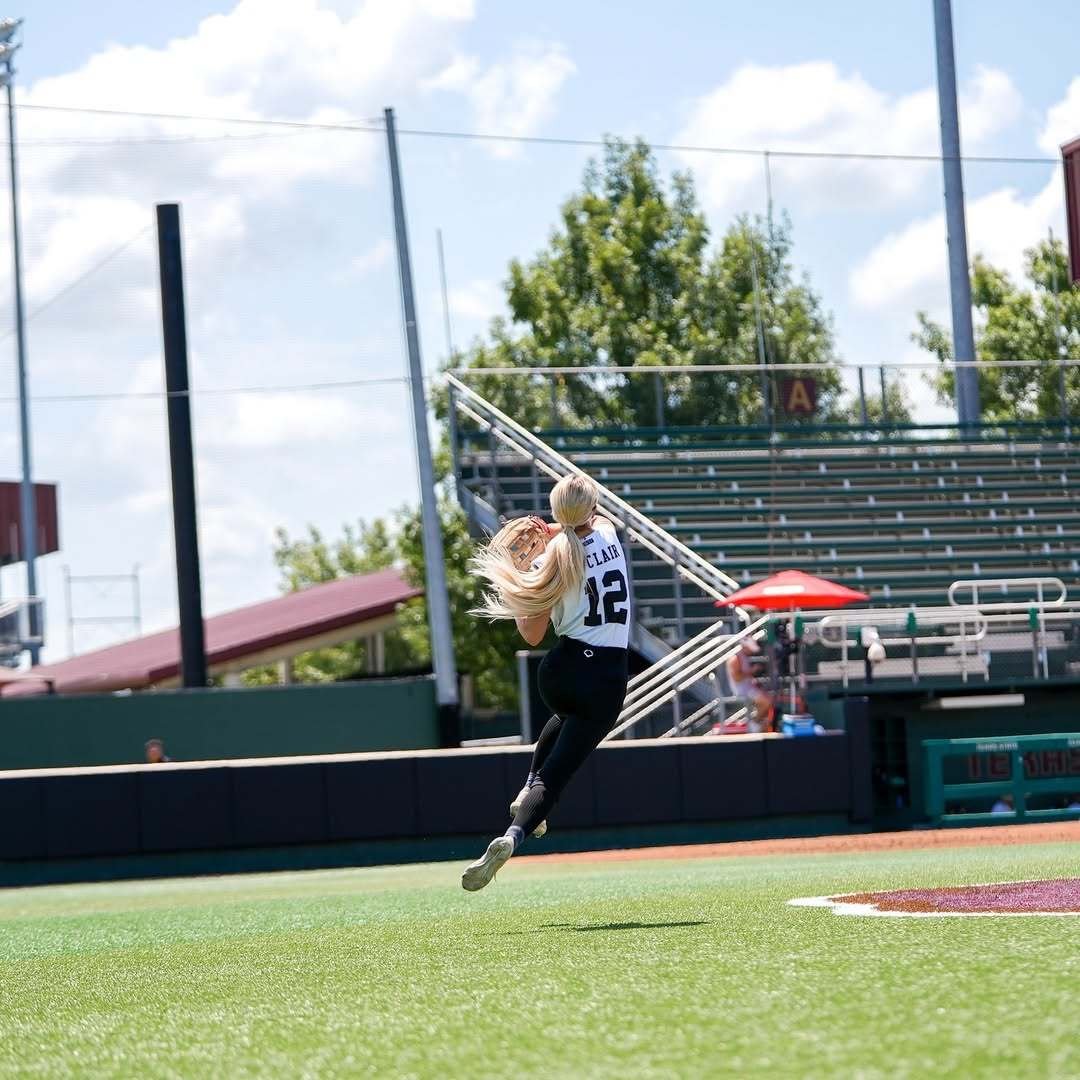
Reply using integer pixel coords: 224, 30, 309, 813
449, 139, 855, 431
265, 506, 522, 708
914, 238, 1080, 422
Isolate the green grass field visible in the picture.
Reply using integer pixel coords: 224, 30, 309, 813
1, 840, 1077, 1079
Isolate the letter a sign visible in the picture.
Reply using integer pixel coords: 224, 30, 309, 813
781, 377, 817, 417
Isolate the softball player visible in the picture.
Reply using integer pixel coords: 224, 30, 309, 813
461, 473, 631, 891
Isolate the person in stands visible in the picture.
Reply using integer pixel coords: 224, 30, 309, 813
725, 639, 772, 733
145, 738, 171, 764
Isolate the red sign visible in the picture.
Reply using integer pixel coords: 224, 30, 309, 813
781, 377, 817, 416
1064, 136, 1080, 284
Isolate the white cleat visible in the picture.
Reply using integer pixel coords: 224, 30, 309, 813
461, 836, 514, 892
509, 786, 548, 839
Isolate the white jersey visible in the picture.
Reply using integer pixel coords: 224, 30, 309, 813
546, 517, 631, 649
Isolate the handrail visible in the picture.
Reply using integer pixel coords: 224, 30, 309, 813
948, 577, 1067, 608
605, 618, 766, 741
455, 398, 731, 603
448, 373, 740, 597
449, 360, 1080, 375
619, 618, 769, 718
662, 700, 747, 738
816, 609, 988, 648
624, 617, 732, 695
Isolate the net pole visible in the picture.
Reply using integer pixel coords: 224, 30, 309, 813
385, 108, 460, 720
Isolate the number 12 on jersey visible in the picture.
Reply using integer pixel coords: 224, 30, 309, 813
584, 569, 629, 627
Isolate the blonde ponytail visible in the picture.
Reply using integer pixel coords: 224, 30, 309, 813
470, 473, 600, 621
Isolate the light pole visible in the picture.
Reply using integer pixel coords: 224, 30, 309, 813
932, 0, 980, 430
0, 17, 40, 664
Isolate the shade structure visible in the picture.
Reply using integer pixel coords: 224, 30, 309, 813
717, 570, 869, 611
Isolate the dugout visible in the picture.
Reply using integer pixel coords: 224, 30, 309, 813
829, 680, 1080, 827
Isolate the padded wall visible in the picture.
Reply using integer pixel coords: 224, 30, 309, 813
0, 734, 851, 871
0, 677, 439, 771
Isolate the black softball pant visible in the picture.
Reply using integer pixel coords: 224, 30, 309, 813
511, 636, 628, 843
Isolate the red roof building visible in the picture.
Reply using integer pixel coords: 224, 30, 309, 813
1, 568, 421, 698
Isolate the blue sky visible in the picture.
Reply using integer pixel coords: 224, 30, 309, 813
2, 0, 1078, 659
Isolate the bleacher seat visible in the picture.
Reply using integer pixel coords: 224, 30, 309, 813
459, 431, 1080, 639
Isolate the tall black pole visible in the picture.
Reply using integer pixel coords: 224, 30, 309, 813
156, 203, 207, 688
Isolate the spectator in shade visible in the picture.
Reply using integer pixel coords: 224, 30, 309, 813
991, 793, 1014, 814
145, 738, 171, 764
726, 639, 773, 733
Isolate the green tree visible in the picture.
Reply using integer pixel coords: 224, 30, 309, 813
914, 238, 1080, 422
830, 375, 913, 429
394, 502, 524, 709
266, 507, 523, 709
243, 519, 408, 687
450, 139, 846, 431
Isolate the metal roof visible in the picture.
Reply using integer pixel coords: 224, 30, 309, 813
1, 568, 421, 697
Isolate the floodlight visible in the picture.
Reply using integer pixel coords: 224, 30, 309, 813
0, 17, 21, 44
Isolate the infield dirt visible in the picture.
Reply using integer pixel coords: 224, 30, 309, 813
525, 820, 1080, 864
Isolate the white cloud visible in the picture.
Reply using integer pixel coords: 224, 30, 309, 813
1040, 75, 1080, 153
6, 0, 476, 657
426, 42, 575, 157
7, 0, 477, 335
850, 172, 1065, 313
202, 393, 366, 450
348, 238, 394, 276
676, 62, 1021, 215
447, 278, 503, 323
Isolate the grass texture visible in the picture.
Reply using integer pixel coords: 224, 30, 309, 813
0, 840, 1077, 1078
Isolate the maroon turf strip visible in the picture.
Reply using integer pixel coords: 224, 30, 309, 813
837, 878, 1080, 913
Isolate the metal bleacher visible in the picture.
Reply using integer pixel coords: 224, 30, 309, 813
448, 375, 1080, 730
460, 427, 1080, 637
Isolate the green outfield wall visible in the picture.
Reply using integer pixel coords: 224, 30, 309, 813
0, 676, 439, 771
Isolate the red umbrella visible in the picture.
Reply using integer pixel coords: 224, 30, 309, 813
718, 572, 868, 717
717, 570, 868, 610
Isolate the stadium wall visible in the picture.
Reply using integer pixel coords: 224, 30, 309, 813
0, 730, 863, 886
0, 676, 440, 771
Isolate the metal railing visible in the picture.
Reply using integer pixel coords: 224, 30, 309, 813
815, 606, 989, 685
611, 585, 1080, 738
448, 359, 1080, 434
948, 577, 1067, 609
808, 590, 1080, 684
447, 373, 741, 603
0, 597, 43, 658
604, 615, 769, 740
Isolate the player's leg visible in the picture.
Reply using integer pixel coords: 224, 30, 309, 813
510, 713, 563, 836
528, 713, 564, 777
506, 650, 628, 848
509, 644, 574, 834
462, 645, 626, 891
464, 713, 604, 891
504, 712, 605, 847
